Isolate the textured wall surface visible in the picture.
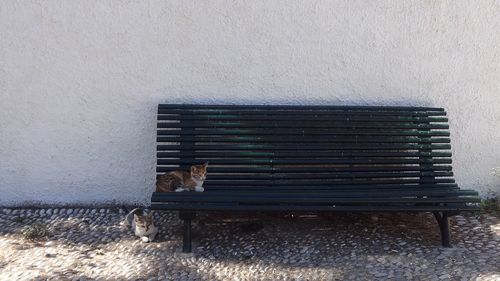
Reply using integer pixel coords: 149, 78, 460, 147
1, 1, 499, 206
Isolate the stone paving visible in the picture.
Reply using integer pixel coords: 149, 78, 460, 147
0, 208, 498, 281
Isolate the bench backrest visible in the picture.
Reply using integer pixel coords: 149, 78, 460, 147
157, 104, 455, 192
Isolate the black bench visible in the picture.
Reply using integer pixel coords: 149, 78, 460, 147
151, 104, 480, 252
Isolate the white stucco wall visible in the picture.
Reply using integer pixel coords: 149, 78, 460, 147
1, 1, 499, 206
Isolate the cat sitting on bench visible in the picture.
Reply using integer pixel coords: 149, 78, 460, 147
156, 162, 208, 192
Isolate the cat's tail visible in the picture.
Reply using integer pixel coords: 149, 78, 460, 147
123, 208, 143, 227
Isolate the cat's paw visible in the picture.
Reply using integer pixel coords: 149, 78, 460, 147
195, 186, 204, 192
175, 188, 185, 192
141, 236, 150, 243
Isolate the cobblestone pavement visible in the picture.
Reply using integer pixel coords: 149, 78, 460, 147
0, 208, 498, 281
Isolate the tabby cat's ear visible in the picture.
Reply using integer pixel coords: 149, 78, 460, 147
203, 162, 209, 168
191, 166, 196, 173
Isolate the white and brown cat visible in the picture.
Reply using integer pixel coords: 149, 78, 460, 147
124, 208, 158, 243
156, 163, 208, 192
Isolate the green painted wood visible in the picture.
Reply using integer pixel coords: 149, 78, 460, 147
157, 166, 454, 173
149, 204, 478, 212
158, 105, 447, 117
152, 196, 478, 204
157, 128, 451, 136
157, 158, 452, 165
157, 136, 451, 143
157, 114, 448, 123
189, 172, 454, 180
157, 121, 449, 129
199, 183, 460, 190
201, 178, 455, 186
157, 144, 452, 151
159, 110, 447, 117
152, 190, 476, 200
152, 104, 480, 213
157, 151, 453, 158
158, 104, 445, 111
152, 189, 478, 199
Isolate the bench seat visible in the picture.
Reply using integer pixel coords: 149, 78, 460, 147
152, 189, 479, 211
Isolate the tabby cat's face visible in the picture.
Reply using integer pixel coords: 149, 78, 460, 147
134, 213, 153, 232
190, 162, 208, 181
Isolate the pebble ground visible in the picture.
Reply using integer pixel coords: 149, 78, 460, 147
0, 208, 499, 281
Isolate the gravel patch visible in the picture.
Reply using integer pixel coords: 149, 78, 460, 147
0, 208, 498, 280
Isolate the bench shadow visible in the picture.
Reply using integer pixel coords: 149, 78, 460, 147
192, 211, 443, 257
187, 211, 500, 278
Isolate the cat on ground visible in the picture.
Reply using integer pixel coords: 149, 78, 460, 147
124, 208, 158, 243
156, 162, 208, 192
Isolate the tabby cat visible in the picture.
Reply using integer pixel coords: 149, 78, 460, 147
124, 208, 158, 243
156, 162, 208, 192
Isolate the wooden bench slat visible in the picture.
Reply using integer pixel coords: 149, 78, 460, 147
158, 151, 453, 158
157, 136, 451, 143
195, 172, 454, 180
201, 183, 459, 190
158, 104, 445, 111
201, 178, 455, 185
156, 166, 454, 173
157, 159, 452, 166
158, 108, 446, 114
158, 114, 449, 123
152, 190, 477, 200
157, 128, 451, 136
151, 196, 479, 204
159, 110, 448, 117
158, 106, 446, 116
198, 188, 471, 195
152, 188, 477, 198
157, 122, 449, 130
157, 144, 452, 151
150, 204, 476, 212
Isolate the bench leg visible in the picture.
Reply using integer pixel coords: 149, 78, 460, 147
183, 219, 192, 253
433, 212, 451, 247
179, 212, 196, 253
